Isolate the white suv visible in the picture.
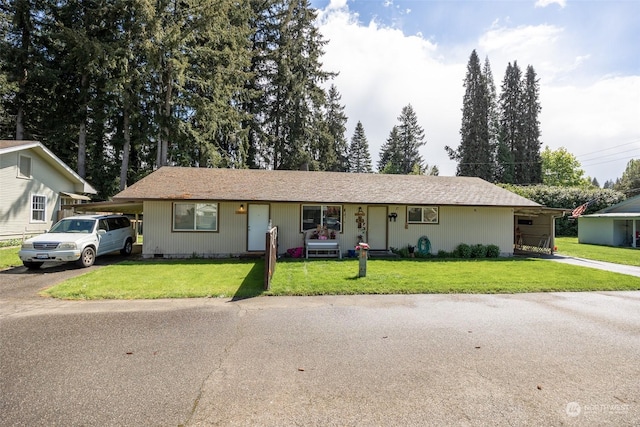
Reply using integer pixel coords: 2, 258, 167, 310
19, 214, 137, 269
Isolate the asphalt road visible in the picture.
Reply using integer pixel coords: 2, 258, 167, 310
1, 264, 639, 426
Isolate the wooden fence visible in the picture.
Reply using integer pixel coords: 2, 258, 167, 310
264, 226, 278, 290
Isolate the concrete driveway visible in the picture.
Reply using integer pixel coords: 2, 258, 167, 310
1, 265, 639, 426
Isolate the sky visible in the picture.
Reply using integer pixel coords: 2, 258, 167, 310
309, 0, 640, 184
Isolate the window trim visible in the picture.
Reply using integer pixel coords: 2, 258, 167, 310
30, 194, 47, 223
172, 202, 219, 232
18, 154, 32, 179
406, 206, 439, 224
300, 204, 343, 233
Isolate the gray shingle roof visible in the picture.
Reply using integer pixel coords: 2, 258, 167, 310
114, 167, 541, 207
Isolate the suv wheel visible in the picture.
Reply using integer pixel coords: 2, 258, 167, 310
120, 238, 133, 256
77, 247, 96, 268
23, 261, 43, 270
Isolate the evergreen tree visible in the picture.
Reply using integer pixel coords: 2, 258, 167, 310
521, 65, 542, 183
378, 126, 402, 173
388, 104, 426, 174
348, 121, 372, 173
497, 61, 523, 184
483, 56, 500, 180
446, 50, 492, 180
613, 159, 640, 197
322, 84, 348, 171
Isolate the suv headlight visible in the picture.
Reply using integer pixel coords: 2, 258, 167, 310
59, 242, 77, 250
21, 242, 33, 249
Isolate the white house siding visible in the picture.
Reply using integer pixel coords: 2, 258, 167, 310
0, 149, 76, 240
578, 217, 613, 246
387, 206, 514, 255
142, 201, 515, 257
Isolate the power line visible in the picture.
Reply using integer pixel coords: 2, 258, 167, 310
575, 139, 640, 159
580, 147, 640, 163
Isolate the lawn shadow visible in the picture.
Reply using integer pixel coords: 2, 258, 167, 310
231, 259, 265, 301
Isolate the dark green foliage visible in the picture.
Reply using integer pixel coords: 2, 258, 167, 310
470, 244, 487, 258
348, 121, 373, 173
486, 244, 500, 258
613, 159, 640, 197
454, 243, 472, 258
446, 50, 493, 180
379, 104, 427, 174
501, 184, 626, 236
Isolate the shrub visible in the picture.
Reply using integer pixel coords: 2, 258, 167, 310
486, 244, 500, 258
470, 244, 487, 258
437, 250, 451, 258
454, 243, 472, 258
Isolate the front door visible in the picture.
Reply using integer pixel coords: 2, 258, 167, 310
367, 206, 387, 250
248, 204, 270, 251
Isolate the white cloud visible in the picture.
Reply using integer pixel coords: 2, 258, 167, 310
316, 4, 640, 181
535, 0, 567, 8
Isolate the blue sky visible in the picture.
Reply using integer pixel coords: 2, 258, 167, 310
309, 0, 640, 183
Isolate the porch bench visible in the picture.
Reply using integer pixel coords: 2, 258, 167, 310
304, 230, 342, 259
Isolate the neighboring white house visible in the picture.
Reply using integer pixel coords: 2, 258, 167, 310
0, 140, 97, 241
578, 195, 640, 248
107, 166, 564, 258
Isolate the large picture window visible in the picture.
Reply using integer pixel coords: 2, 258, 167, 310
173, 202, 218, 231
301, 205, 342, 231
31, 194, 46, 222
407, 206, 438, 224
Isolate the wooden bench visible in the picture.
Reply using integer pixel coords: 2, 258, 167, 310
304, 230, 341, 259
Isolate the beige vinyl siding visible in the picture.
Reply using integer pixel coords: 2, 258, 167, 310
142, 201, 516, 257
387, 206, 513, 255
0, 149, 77, 240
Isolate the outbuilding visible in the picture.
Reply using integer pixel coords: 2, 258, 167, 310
578, 195, 640, 248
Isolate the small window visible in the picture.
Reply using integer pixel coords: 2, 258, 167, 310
301, 205, 342, 232
173, 202, 218, 231
407, 206, 439, 224
31, 195, 47, 222
18, 155, 32, 178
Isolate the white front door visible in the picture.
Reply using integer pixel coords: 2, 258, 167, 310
248, 204, 270, 251
367, 206, 388, 250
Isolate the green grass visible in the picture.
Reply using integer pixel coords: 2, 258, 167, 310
43, 257, 640, 300
0, 246, 21, 270
555, 237, 640, 267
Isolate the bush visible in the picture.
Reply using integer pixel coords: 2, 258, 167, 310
486, 244, 500, 258
454, 243, 472, 258
437, 250, 451, 258
470, 244, 487, 258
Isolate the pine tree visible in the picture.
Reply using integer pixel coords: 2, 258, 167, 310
446, 50, 492, 180
395, 104, 426, 174
521, 65, 542, 184
483, 56, 500, 180
348, 121, 372, 173
614, 159, 640, 197
322, 84, 349, 171
378, 126, 402, 173
497, 61, 523, 184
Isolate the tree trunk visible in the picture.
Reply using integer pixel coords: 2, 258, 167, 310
119, 110, 131, 190
16, 107, 24, 140
77, 73, 88, 178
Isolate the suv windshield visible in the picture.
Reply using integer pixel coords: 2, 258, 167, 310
49, 219, 96, 234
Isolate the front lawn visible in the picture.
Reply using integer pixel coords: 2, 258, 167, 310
0, 247, 20, 270
555, 237, 640, 267
43, 257, 640, 300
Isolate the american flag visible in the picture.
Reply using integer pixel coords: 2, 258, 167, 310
571, 202, 590, 218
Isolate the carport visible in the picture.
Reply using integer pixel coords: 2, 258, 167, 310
513, 207, 568, 254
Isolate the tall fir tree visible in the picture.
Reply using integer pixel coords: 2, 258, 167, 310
380, 104, 426, 174
348, 121, 372, 173
322, 84, 349, 171
520, 65, 542, 184
483, 56, 500, 180
378, 126, 402, 173
446, 50, 493, 180
496, 61, 523, 184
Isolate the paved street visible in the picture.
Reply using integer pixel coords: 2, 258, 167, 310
1, 265, 639, 426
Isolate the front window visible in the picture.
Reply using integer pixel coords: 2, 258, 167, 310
31, 195, 46, 222
173, 202, 218, 231
301, 205, 342, 231
407, 206, 439, 224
